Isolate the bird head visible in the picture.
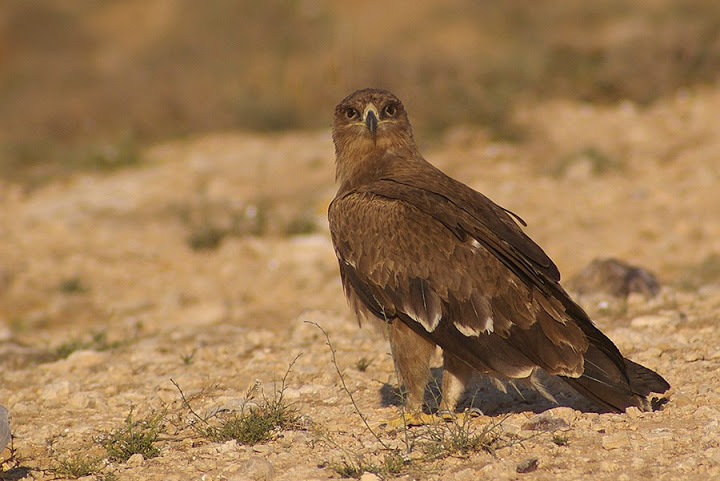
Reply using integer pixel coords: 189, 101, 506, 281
333, 88, 416, 151
332, 88, 418, 187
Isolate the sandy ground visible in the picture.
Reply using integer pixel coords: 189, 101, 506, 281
1, 86, 720, 480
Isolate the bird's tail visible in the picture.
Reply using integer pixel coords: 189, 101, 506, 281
561, 343, 670, 412
550, 286, 671, 412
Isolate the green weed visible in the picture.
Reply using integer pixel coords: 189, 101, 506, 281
52, 330, 121, 360
354, 357, 373, 373
100, 409, 165, 462
173, 356, 300, 446
57, 277, 89, 294
53, 453, 103, 479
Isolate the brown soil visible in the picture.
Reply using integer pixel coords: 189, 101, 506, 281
1, 86, 720, 480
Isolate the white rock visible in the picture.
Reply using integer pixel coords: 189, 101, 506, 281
359, 473, 382, 481
230, 456, 274, 481
40, 349, 108, 374
126, 453, 144, 466
42, 380, 72, 402
521, 411, 570, 432
68, 392, 97, 409
216, 440, 238, 454
65, 349, 108, 368
625, 406, 643, 419
630, 314, 673, 328
546, 406, 578, 424
178, 303, 227, 326
0, 406, 10, 453
602, 432, 631, 449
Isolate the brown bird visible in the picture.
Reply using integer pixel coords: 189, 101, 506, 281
328, 88, 670, 422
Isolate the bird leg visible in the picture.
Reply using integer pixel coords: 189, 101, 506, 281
439, 352, 475, 414
435, 352, 484, 423
386, 348, 480, 427
386, 321, 436, 427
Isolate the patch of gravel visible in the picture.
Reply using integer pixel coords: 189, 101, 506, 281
2, 87, 720, 479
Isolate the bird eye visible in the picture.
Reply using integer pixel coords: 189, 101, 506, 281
383, 104, 397, 117
345, 108, 359, 120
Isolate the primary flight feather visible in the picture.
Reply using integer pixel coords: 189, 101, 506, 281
328, 88, 669, 417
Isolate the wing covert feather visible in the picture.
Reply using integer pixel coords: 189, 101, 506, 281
328, 189, 589, 379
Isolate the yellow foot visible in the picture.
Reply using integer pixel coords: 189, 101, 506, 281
385, 412, 439, 428
384, 408, 483, 428
437, 407, 484, 422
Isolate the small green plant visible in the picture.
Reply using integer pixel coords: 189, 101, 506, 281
552, 433, 569, 446
381, 451, 408, 475
54, 453, 103, 478
83, 133, 142, 171
325, 447, 408, 479
8, 317, 29, 334
207, 401, 294, 445
330, 457, 377, 478
186, 224, 227, 251
549, 145, 621, 178
677, 253, 720, 290
180, 183, 273, 251
354, 357, 373, 372
330, 459, 364, 478
52, 330, 121, 360
180, 350, 196, 365
57, 277, 89, 294
101, 408, 165, 462
173, 356, 300, 446
418, 413, 505, 460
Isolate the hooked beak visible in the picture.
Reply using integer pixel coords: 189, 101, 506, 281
363, 104, 379, 142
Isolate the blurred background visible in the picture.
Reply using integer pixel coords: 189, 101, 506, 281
2, 0, 720, 338
1, 4, 719, 474
2, 0, 720, 185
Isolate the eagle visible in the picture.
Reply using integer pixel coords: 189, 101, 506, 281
327, 88, 670, 421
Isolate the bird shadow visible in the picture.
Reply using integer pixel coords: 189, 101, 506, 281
0, 467, 32, 481
379, 367, 605, 415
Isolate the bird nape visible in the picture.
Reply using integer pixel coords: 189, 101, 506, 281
327, 88, 670, 423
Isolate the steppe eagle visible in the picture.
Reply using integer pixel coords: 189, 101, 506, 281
327, 88, 669, 421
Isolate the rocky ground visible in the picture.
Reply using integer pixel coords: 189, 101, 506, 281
1, 86, 720, 480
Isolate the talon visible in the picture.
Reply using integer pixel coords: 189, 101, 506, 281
466, 407, 484, 417
437, 410, 456, 421
438, 408, 484, 423
384, 407, 485, 428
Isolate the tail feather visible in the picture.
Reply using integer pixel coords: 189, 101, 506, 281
561, 344, 670, 412
624, 358, 671, 399
550, 288, 670, 412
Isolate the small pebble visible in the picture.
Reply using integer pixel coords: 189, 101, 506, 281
522, 412, 569, 432
516, 457, 539, 473
236, 456, 274, 481
126, 453, 144, 466
0, 406, 9, 453
359, 473, 382, 481
602, 432, 631, 449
